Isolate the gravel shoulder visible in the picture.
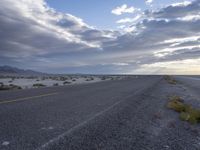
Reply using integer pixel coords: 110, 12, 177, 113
42, 77, 200, 150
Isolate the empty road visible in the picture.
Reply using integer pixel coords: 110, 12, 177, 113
0, 76, 161, 150
175, 76, 200, 98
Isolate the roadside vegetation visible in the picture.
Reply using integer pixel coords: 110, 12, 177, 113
167, 95, 200, 124
101, 76, 107, 80
63, 81, 71, 85
0, 75, 127, 90
164, 75, 177, 85
0, 83, 22, 90
53, 83, 59, 86
33, 83, 46, 87
86, 77, 94, 81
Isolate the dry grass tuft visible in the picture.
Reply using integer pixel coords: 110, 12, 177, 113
167, 95, 200, 124
164, 75, 177, 85
0, 84, 22, 90
33, 83, 46, 87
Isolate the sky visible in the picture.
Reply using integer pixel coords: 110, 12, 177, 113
0, 0, 199, 74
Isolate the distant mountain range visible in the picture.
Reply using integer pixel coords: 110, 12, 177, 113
0, 66, 46, 76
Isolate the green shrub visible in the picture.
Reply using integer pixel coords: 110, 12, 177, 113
53, 83, 59, 86
187, 109, 200, 124
180, 112, 190, 121
33, 83, 46, 87
86, 78, 94, 81
0, 86, 11, 90
59, 77, 68, 81
63, 81, 71, 85
167, 95, 200, 124
13, 85, 22, 90
167, 100, 186, 112
0, 84, 22, 90
164, 75, 177, 85
101, 76, 106, 80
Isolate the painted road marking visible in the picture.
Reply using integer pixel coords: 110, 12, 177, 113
0, 92, 59, 105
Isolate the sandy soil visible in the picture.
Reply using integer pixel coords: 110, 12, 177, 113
0, 75, 131, 89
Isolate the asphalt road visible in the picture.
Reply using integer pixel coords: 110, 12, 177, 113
0, 76, 161, 150
175, 76, 200, 98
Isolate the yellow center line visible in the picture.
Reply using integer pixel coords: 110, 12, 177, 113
0, 92, 59, 105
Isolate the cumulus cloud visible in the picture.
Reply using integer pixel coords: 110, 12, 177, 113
145, 0, 154, 5
0, 0, 200, 74
106, 0, 200, 72
111, 4, 140, 15
0, 0, 117, 56
171, 1, 192, 7
148, 0, 200, 19
116, 15, 142, 24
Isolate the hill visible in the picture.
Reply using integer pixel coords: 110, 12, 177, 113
0, 66, 46, 76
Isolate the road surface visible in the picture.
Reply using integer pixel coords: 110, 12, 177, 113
175, 76, 200, 98
0, 76, 161, 150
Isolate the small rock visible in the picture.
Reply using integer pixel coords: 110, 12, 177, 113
167, 121, 176, 128
153, 112, 162, 120
163, 145, 169, 149
183, 122, 190, 130
2, 141, 9, 146
48, 126, 54, 130
191, 128, 200, 136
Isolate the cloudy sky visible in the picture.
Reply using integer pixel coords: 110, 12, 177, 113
0, 0, 199, 74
